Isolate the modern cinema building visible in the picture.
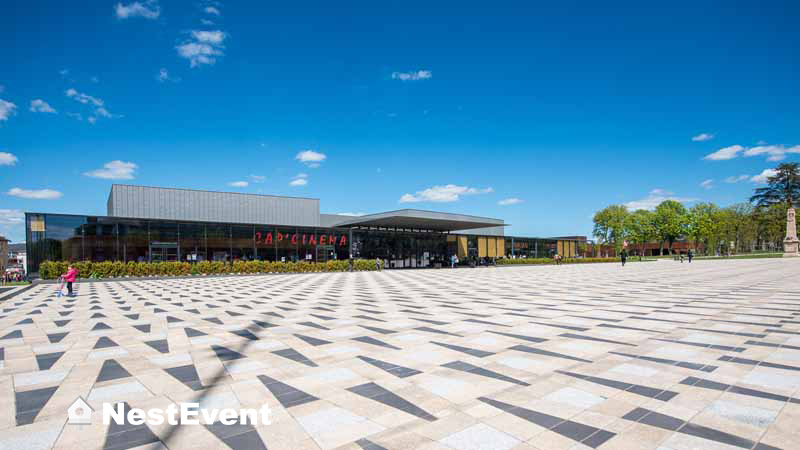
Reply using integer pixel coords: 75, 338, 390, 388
24, 185, 583, 275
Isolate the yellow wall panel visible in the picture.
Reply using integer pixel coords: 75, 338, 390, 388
478, 237, 487, 258
488, 237, 497, 257
497, 238, 505, 258
457, 236, 468, 258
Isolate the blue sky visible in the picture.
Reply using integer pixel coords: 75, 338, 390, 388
1, 1, 799, 243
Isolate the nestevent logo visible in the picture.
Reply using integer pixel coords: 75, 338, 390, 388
67, 397, 272, 426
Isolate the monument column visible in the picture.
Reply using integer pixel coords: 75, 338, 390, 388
784, 207, 800, 257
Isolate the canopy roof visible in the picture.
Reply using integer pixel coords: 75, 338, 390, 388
331, 209, 505, 232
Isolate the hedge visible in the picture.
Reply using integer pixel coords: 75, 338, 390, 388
497, 257, 621, 265
38, 259, 380, 280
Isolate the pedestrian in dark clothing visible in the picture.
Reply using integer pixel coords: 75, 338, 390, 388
620, 249, 628, 266
688, 249, 694, 263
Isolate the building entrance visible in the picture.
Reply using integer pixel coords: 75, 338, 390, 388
149, 242, 179, 262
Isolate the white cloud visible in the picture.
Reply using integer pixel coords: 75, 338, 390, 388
0, 99, 17, 121
30, 99, 57, 113
703, 145, 744, 161
156, 68, 179, 82
704, 143, 800, 162
115, 1, 160, 19
204, 6, 220, 15
498, 197, 523, 206
66, 88, 103, 106
391, 70, 432, 81
743, 144, 800, 162
201, 18, 214, 25
399, 184, 493, 203
699, 179, 713, 190
0, 209, 24, 225
84, 160, 138, 179
623, 189, 697, 210
0, 152, 18, 166
289, 173, 308, 186
228, 181, 248, 187
248, 175, 265, 183
336, 212, 366, 216
7, 187, 63, 200
59, 69, 69, 77
91, 76, 99, 83
66, 112, 83, 121
692, 133, 714, 142
177, 30, 227, 67
65, 89, 118, 121
751, 169, 777, 184
296, 150, 327, 168
192, 30, 226, 44
724, 174, 750, 183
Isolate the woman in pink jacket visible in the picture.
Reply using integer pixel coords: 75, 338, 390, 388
61, 265, 78, 297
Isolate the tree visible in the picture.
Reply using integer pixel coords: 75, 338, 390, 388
592, 205, 629, 256
626, 209, 657, 259
654, 200, 688, 255
687, 203, 720, 255
719, 203, 756, 253
750, 163, 800, 208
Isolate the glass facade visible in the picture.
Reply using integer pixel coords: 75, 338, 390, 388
25, 213, 581, 274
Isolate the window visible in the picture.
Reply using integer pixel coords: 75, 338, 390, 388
232, 225, 255, 261
275, 227, 295, 262
206, 224, 230, 262
180, 223, 206, 262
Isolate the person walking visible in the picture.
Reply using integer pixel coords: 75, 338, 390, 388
375, 257, 381, 271
61, 265, 78, 297
687, 248, 694, 263
450, 254, 456, 268
620, 249, 628, 267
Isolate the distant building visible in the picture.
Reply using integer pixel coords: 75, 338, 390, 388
24, 184, 585, 275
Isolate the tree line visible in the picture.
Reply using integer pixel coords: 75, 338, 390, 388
592, 163, 800, 256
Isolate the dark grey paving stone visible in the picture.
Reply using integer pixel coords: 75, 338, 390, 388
231, 329, 260, 341
0, 347, 3, 361
1, 329, 23, 339
552, 420, 599, 443
184, 327, 207, 338
293, 334, 332, 346
92, 322, 112, 331
165, 365, 204, 391
718, 355, 800, 372
103, 402, 161, 450
97, 359, 132, 383
479, 396, 561, 428
557, 370, 677, 401
353, 336, 401, 351
359, 325, 397, 335
488, 330, 548, 343
212, 345, 245, 361
217, 429, 267, 450
257, 375, 318, 408
654, 338, 746, 352
357, 355, 422, 378
15, 386, 58, 425
36, 351, 64, 370
431, 341, 493, 358
94, 337, 118, 349
348, 382, 436, 421
442, 360, 530, 386
204, 317, 224, 325
609, 351, 717, 372
356, 438, 389, 450
144, 339, 169, 354
510, 345, 592, 363
559, 332, 637, 347
678, 422, 756, 449
414, 326, 462, 337
272, 348, 318, 367
132, 324, 150, 333
530, 321, 589, 332
47, 332, 69, 343
583, 429, 617, 448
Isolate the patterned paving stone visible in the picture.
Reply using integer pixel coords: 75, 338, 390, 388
0, 259, 797, 449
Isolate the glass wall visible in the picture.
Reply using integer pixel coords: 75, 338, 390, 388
24, 213, 584, 274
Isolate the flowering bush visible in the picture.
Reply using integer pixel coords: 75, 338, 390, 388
497, 257, 620, 265
38, 259, 379, 279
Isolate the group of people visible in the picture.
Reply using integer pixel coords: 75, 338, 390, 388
2, 271, 25, 283
619, 248, 694, 266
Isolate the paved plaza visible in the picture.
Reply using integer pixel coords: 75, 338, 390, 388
1, 259, 799, 450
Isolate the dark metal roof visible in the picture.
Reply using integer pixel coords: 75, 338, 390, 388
330, 209, 505, 232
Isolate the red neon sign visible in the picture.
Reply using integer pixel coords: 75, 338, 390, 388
255, 232, 347, 247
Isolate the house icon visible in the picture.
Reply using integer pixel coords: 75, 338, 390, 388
67, 397, 93, 425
